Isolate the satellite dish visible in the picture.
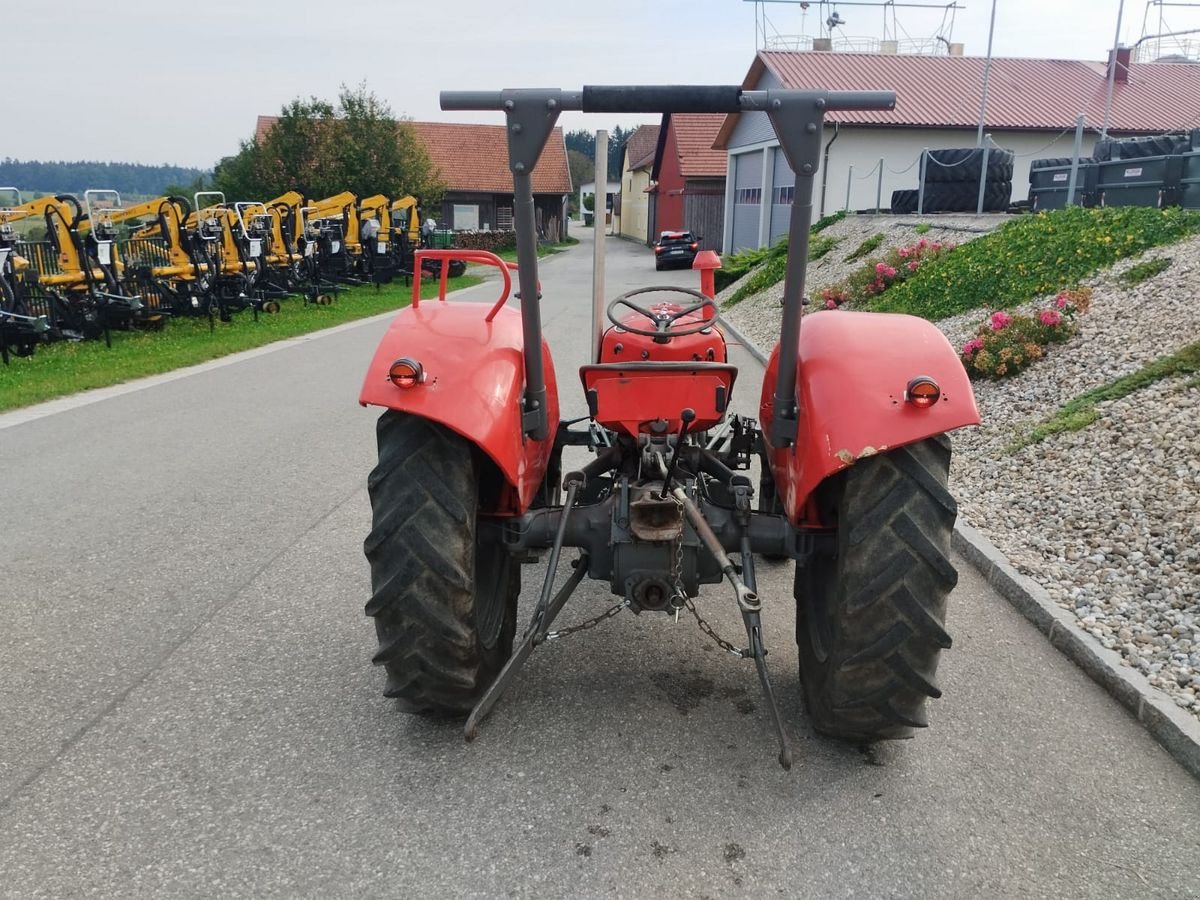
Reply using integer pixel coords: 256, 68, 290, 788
827, 11, 845, 29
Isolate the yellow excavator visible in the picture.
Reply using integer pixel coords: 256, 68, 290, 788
0, 190, 143, 351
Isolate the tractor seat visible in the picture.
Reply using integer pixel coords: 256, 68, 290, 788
579, 361, 737, 436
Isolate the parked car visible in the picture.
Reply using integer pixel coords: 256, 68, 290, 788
653, 231, 699, 271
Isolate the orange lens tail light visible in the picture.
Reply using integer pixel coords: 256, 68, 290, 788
388, 358, 424, 388
905, 376, 941, 408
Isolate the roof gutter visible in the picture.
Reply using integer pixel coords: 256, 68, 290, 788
818, 122, 840, 218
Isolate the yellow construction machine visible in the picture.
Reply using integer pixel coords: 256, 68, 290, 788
80, 191, 220, 319
0, 190, 144, 353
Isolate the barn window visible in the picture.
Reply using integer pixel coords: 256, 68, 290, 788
497, 206, 514, 231
735, 188, 762, 205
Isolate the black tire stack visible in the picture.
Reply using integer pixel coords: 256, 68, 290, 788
919, 147, 1015, 213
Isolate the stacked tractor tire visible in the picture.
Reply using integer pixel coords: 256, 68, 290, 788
890, 147, 1015, 214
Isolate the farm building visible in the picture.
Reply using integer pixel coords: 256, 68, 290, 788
407, 122, 571, 239
648, 113, 727, 252
613, 124, 660, 244
716, 48, 1200, 252
253, 116, 572, 239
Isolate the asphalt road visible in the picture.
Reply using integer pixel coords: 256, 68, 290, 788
2, 228, 1198, 899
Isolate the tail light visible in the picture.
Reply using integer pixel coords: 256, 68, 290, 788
905, 376, 940, 408
388, 357, 425, 388
689, 242, 698, 251
654, 246, 663, 254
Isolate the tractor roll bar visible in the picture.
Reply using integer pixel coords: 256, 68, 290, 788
440, 86, 896, 114
440, 86, 896, 445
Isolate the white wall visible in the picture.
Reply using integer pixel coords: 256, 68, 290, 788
821, 126, 1096, 216
722, 124, 1098, 251
579, 180, 620, 214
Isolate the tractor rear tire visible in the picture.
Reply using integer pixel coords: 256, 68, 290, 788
364, 411, 519, 716
795, 436, 957, 742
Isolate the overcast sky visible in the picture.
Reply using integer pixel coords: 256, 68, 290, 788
5, 0, 1197, 168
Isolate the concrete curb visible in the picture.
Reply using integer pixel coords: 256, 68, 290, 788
728, 320, 1200, 779
716, 314, 768, 366
953, 522, 1200, 780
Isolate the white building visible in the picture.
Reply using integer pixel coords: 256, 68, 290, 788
715, 49, 1200, 252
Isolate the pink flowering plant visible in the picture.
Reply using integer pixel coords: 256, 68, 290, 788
960, 286, 1092, 379
828, 238, 956, 309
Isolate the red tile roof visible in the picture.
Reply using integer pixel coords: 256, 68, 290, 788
670, 113, 728, 178
624, 124, 661, 171
407, 121, 571, 194
255, 116, 571, 195
715, 51, 1200, 147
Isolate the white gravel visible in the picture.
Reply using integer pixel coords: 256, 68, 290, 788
724, 215, 1200, 718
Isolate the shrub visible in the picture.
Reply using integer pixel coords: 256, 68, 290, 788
914, 223, 931, 235
960, 287, 1092, 379
871, 206, 1200, 320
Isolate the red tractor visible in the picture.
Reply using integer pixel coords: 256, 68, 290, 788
359, 85, 979, 767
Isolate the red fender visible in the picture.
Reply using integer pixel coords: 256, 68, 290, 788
359, 303, 559, 515
760, 310, 979, 525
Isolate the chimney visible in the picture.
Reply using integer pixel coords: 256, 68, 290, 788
812, 37, 833, 52
948, 43, 965, 57
1108, 45, 1132, 83
880, 40, 898, 55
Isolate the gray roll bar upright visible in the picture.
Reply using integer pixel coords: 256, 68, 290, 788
440, 86, 896, 444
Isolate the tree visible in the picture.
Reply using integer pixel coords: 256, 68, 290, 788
566, 149, 594, 215
566, 123, 636, 178
212, 83, 442, 202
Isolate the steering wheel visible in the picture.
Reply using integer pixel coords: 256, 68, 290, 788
606, 285, 718, 339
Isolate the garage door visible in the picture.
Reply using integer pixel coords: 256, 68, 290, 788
730, 150, 764, 252
768, 147, 796, 247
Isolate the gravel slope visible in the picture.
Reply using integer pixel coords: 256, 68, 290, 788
724, 215, 1200, 718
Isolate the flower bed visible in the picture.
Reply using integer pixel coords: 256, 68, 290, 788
960, 287, 1092, 379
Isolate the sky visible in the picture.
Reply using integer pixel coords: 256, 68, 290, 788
4, 0, 1198, 168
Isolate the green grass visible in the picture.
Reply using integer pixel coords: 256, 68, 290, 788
0, 275, 482, 412
721, 234, 841, 309
844, 232, 884, 262
871, 206, 1200, 320
1005, 340, 1200, 453
1118, 256, 1172, 285
811, 210, 847, 233
914, 223, 932, 235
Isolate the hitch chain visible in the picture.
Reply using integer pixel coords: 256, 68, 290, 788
668, 493, 749, 659
544, 599, 627, 641
684, 597, 749, 658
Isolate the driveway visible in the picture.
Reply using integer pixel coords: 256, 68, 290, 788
1, 226, 1198, 898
